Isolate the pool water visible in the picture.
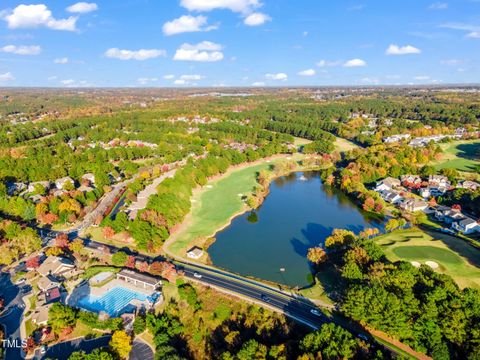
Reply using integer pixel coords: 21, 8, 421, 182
77, 287, 148, 316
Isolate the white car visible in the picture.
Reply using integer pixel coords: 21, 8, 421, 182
193, 272, 202, 279
40, 345, 47, 354
15, 278, 26, 285
310, 309, 321, 316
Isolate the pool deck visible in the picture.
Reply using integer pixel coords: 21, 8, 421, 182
89, 279, 153, 297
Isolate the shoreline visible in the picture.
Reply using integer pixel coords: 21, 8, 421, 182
163, 153, 306, 260
163, 153, 333, 262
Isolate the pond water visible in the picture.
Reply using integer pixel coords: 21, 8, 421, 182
208, 171, 383, 287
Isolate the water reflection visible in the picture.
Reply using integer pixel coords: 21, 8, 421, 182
208, 171, 382, 287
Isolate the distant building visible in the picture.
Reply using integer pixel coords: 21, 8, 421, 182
383, 134, 410, 143
379, 190, 404, 204
81, 173, 96, 185
458, 180, 480, 191
27, 181, 51, 193
186, 246, 204, 260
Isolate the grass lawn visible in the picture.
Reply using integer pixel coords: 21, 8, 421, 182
24, 318, 37, 337
334, 136, 360, 152
293, 136, 312, 147
375, 228, 480, 288
432, 139, 480, 172
168, 155, 303, 256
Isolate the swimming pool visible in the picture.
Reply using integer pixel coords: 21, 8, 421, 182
77, 287, 148, 317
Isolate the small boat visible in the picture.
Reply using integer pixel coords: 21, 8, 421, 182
299, 175, 307, 181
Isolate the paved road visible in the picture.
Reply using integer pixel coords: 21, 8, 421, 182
129, 339, 154, 360
36, 336, 111, 360
0, 273, 27, 360
177, 262, 330, 329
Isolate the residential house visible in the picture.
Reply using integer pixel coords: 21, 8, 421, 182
452, 218, 480, 234
42, 287, 62, 305
78, 184, 94, 193
55, 176, 75, 190
37, 256, 76, 278
399, 198, 428, 212
458, 180, 480, 191
380, 190, 404, 204
419, 188, 431, 198
383, 134, 411, 143
428, 175, 451, 195
375, 177, 401, 192
435, 206, 466, 224
186, 246, 204, 259
27, 181, 51, 193
81, 173, 96, 186
37, 275, 61, 292
400, 175, 422, 188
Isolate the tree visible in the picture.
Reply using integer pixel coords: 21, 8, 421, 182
102, 226, 115, 239
125, 255, 135, 269
109, 330, 132, 359
133, 316, 146, 335
55, 233, 69, 248
307, 247, 327, 265
385, 219, 399, 232
26, 256, 40, 269
111, 251, 128, 267
325, 229, 356, 249
48, 303, 77, 333
69, 238, 84, 254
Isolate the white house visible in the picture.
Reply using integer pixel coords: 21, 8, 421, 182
375, 177, 401, 192
458, 180, 480, 191
452, 218, 480, 234
400, 199, 428, 212
55, 176, 75, 190
27, 181, 51, 193
383, 134, 411, 143
81, 173, 96, 186
380, 190, 404, 204
37, 256, 75, 278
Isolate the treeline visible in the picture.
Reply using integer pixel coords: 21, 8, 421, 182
319, 229, 480, 359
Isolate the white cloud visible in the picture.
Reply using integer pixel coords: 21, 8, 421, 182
243, 12, 271, 26
66, 2, 98, 14
439, 23, 480, 39
3, 4, 78, 31
414, 75, 430, 80
385, 44, 421, 55
0, 72, 14, 82
180, 0, 270, 26
429, 2, 448, 10
174, 79, 187, 85
105, 48, 166, 60
163, 74, 175, 80
343, 59, 367, 67
298, 69, 316, 77
302, 31, 308, 37
360, 77, 379, 84
265, 73, 288, 81
173, 41, 224, 62
60, 79, 93, 87
316, 59, 341, 67
1, 44, 41, 55
54, 57, 69, 64
137, 77, 158, 85
162, 15, 218, 36
440, 59, 463, 65
252, 81, 265, 86
180, 74, 204, 80
180, 0, 261, 14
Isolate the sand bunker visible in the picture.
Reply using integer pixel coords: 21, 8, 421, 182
425, 261, 439, 269
206, 185, 213, 189
410, 261, 421, 268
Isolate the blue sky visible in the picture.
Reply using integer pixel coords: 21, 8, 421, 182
0, 0, 479, 87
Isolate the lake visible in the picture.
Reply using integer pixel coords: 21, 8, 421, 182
208, 171, 382, 287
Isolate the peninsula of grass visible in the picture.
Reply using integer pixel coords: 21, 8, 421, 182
432, 139, 480, 172
167, 155, 304, 256
375, 227, 480, 289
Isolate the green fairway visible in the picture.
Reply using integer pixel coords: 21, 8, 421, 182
376, 228, 480, 288
392, 246, 463, 265
168, 156, 303, 256
432, 140, 480, 172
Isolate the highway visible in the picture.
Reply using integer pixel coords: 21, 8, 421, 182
177, 262, 330, 329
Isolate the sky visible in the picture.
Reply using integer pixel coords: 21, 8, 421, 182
0, 0, 479, 87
